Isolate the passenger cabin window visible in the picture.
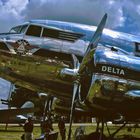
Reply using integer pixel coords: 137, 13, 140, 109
26, 25, 42, 37
135, 42, 140, 56
42, 28, 59, 38
42, 27, 84, 42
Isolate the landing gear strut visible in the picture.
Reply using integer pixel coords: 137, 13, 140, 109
87, 118, 128, 140
42, 96, 53, 123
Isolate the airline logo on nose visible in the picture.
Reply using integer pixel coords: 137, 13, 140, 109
15, 40, 30, 54
101, 66, 125, 75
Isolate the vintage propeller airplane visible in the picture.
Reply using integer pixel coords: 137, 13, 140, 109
0, 13, 140, 139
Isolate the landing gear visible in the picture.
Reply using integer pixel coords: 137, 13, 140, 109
43, 96, 53, 120
86, 118, 128, 140
87, 118, 107, 140
40, 96, 54, 136
110, 122, 126, 139
86, 132, 106, 140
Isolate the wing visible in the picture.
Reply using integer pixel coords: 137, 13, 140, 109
0, 108, 38, 120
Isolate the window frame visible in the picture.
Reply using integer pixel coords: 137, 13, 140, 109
20, 24, 28, 34
41, 26, 84, 42
42, 27, 60, 39
25, 24, 43, 37
9, 25, 22, 33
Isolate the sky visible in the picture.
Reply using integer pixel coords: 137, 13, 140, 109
1, 0, 140, 108
0, 0, 140, 35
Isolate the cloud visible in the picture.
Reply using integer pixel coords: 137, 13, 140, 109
24, 0, 125, 29
0, 0, 126, 33
121, 0, 140, 35
0, 0, 140, 35
0, 0, 29, 32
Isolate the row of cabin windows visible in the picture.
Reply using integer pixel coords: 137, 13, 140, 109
10, 24, 61, 38
10, 24, 83, 42
26, 25, 61, 38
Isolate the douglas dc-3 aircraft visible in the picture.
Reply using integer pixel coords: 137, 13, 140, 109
1, 14, 140, 139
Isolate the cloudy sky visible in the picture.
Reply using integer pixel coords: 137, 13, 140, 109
1, 0, 140, 108
0, 0, 140, 35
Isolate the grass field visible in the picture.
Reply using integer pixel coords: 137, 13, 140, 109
0, 123, 140, 140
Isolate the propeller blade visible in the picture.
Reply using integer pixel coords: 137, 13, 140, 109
79, 13, 107, 74
68, 14, 107, 140
68, 81, 79, 140
72, 54, 80, 69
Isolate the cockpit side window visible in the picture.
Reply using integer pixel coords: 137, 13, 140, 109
20, 25, 28, 33
25, 25, 42, 37
10, 26, 22, 33
9, 25, 28, 34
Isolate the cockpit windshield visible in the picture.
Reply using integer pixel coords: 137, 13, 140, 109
9, 24, 28, 34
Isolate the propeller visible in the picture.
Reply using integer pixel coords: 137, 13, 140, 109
79, 13, 107, 74
72, 54, 80, 70
68, 81, 80, 140
67, 13, 107, 140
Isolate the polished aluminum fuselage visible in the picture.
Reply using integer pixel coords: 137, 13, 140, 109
85, 46, 140, 118
0, 19, 140, 57
0, 51, 74, 99
1, 20, 140, 119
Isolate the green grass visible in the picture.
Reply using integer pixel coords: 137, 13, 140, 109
0, 123, 140, 140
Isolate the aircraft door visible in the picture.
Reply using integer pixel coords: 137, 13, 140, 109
23, 24, 43, 48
